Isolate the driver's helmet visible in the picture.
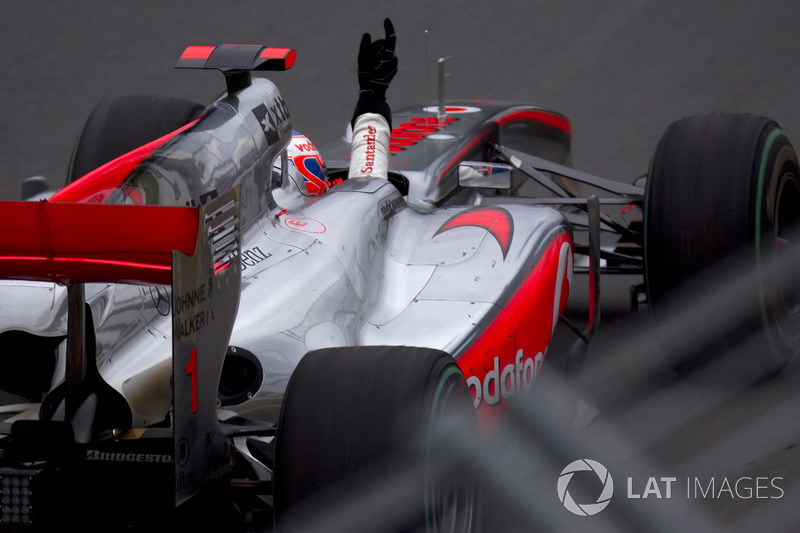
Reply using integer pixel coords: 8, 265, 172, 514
281, 131, 329, 196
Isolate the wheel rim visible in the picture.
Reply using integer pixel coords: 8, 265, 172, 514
774, 171, 800, 313
754, 129, 800, 359
426, 367, 478, 533
769, 168, 800, 350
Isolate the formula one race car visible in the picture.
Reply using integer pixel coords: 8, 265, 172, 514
1, 39, 798, 531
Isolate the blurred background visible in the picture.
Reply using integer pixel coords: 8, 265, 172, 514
2, 2, 800, 531
3, 1, 800, 201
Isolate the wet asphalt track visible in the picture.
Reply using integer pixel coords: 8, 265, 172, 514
2, 2, 800, 531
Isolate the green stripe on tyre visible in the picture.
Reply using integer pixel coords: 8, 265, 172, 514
754, 127, 784, 358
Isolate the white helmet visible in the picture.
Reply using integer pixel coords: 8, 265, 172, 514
281, 131, 329, 196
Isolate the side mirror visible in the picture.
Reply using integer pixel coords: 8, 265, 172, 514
458, 161, 513, 189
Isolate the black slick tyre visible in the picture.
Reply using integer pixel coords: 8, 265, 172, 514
273, 346, 479, 533
66, 94, 204, 184
644, 113, 800, 375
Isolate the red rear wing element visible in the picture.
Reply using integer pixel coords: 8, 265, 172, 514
0, 201, 198, 285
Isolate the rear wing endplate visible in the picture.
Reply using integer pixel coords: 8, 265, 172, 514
172, 188, 242, 505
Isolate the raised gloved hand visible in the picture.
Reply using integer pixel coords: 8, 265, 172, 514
358, 18, 398, 97
352, 18, 397, 127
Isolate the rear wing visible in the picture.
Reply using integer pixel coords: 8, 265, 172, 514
0, 201, 198, 285
0, 188, 242, 508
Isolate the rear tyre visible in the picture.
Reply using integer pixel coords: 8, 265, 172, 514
644, 113, 800, 375
273, 346, 480, 533
66, 94, 204, 184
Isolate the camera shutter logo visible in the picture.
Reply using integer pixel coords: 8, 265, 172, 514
557, 459, 614, 516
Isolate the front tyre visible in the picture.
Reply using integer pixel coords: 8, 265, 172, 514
273, 346, 480, 533
644, 113, 800, 375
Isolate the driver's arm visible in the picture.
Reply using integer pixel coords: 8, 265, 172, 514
348, 18, 397, 180
349, 113, 390, 179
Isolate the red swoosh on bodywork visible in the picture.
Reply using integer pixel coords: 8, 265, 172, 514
434, 206, 514, 259
51, 117, 200, 204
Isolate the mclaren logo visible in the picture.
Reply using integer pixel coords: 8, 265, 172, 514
434, 206, 514, 259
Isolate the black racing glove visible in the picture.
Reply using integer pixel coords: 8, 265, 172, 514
352, 18, 398, 128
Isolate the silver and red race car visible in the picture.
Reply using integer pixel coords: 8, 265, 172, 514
0, 36, 798, 532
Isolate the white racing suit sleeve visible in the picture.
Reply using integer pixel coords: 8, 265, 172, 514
348, 112, 391, 179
